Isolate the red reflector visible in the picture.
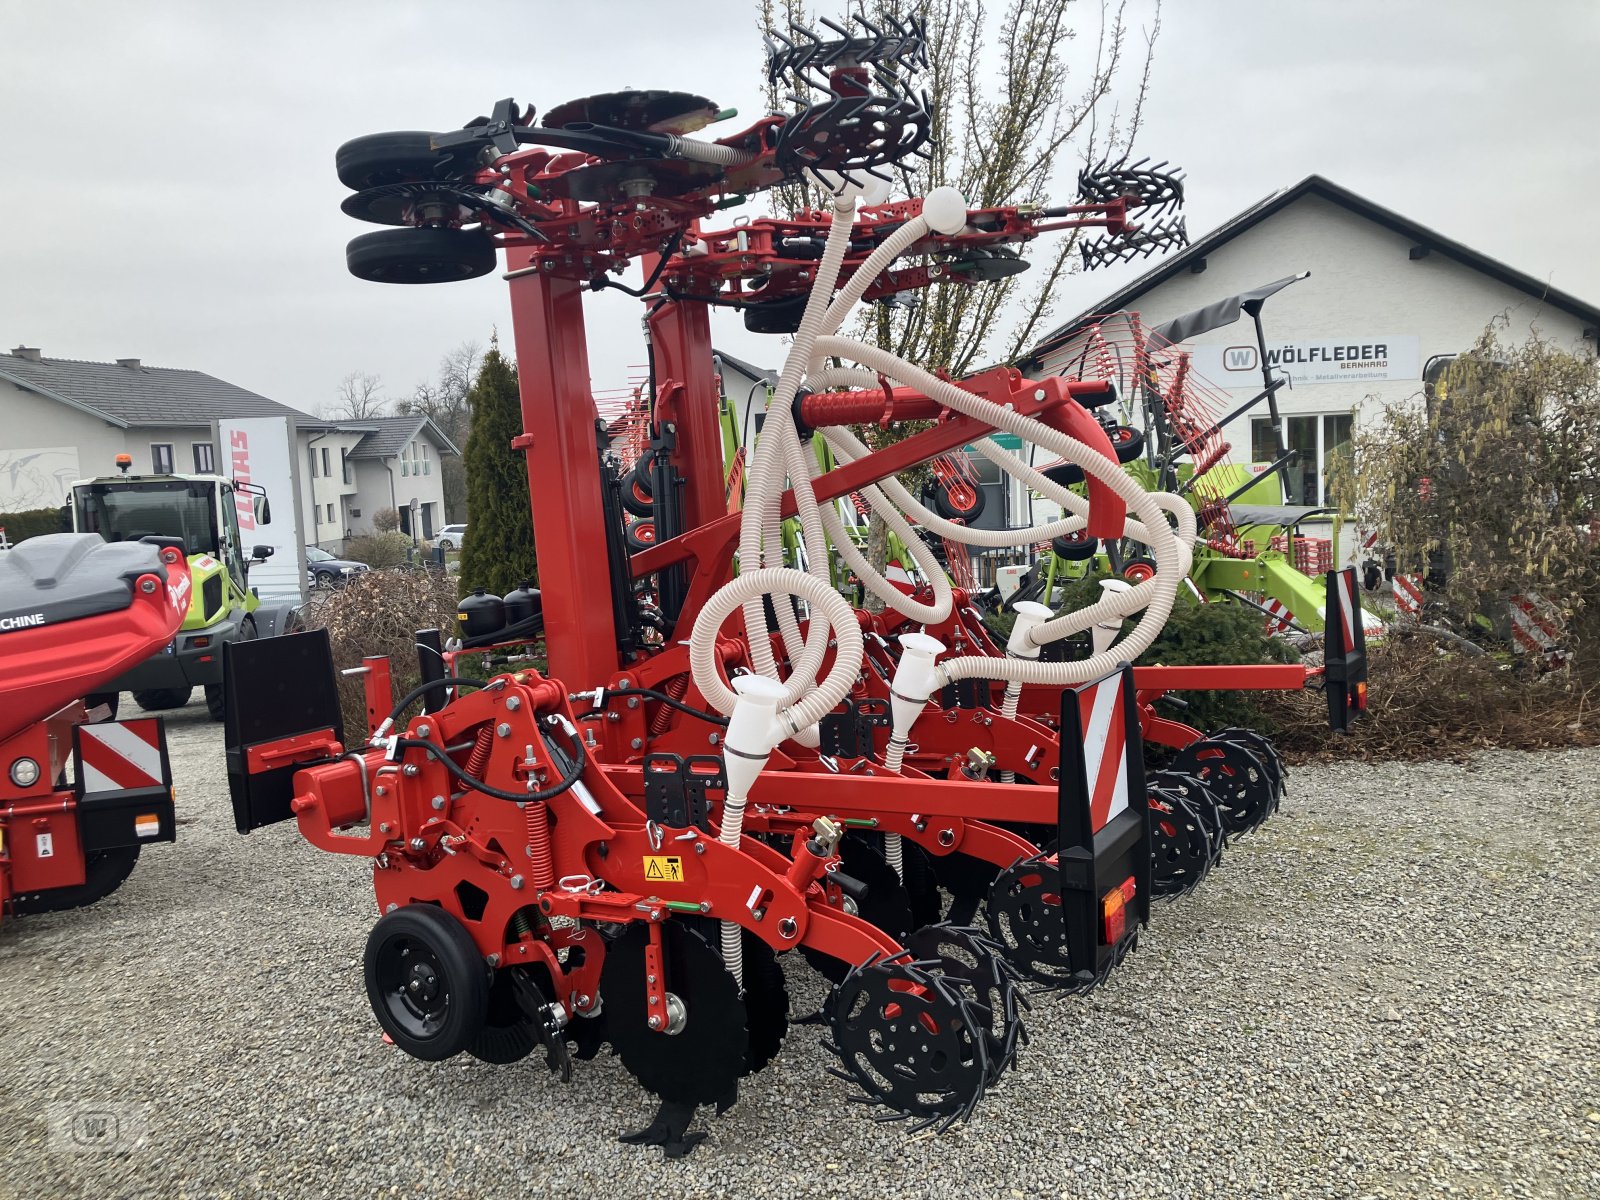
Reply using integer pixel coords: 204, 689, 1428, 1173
198, 655, 214, 663
1119, 875, 1137, 903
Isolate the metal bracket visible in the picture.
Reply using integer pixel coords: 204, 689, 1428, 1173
818, 697, 890, 759
641, 752, 724, 830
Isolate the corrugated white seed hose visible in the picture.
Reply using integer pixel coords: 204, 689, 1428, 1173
999, 601, 1053, 783
807, 336, 1184, 682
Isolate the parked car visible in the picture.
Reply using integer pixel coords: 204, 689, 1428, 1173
306, 545, 371, 588
435, 523, 468, 551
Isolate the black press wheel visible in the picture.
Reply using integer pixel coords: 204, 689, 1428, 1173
346, 227, 498, 285
363, 904, 490, 1061
335, 131, 470, 190
133, 686, 193, 711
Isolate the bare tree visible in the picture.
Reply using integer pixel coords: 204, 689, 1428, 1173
398, 341, 484, 523
759, 0, 1161, 374
325, 371, 388, 421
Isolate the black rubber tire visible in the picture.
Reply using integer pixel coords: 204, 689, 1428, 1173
1109, 425, 1146, 463
335, 131, 462, 190
625, 519, 656, 553
363, 905, 490, 1062
1041, 460, 1083, 488
205, 617, 255, 722
931, 482, 986, 523
621, 464, 655, 518
84, 692, 119, 721
1051, 530, 1098, 561
133, 687, 192, 711
346, 227, 498, 285
8, 845, 140, 915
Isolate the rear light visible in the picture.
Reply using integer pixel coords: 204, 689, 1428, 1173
1356, 681, 1368, 710
9, 757, 41, 788
192, 636, 210, 649
1100, 887, 1126, 945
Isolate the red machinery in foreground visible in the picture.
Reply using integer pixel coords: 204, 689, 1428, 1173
0, 534, 184, 924
226, 15, 1363, 1156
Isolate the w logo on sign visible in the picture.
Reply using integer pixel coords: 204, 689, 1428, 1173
1224, 346, 1258, 371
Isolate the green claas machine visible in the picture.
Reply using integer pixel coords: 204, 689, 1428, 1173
66, 455, 294, 720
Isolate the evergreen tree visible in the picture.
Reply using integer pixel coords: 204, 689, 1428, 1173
459, 339, 536, 597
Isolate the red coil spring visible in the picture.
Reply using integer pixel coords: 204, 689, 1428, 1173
650, 674, 689, 736
524, 800, 556, 893
464, 725, 494, 779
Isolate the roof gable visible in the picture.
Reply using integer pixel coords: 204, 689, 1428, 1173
0, 353, 310, 427
1024, 175, 1600, 364
347, 414, 461, 460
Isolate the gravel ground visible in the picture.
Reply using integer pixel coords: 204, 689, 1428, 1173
2, 697, 1597, 1200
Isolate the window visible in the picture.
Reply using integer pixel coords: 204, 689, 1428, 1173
341, 447, 353, 486
151, 443, 174, 474
193, 442, 215, 473
325, 503, 335, 522
1250, 413, 1354, 505
308, 446, 319, 478
321, 446, 331, 476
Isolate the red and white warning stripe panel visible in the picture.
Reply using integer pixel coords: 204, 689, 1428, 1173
1509, 592, 1565, 662
77, 719, 170, 795
1393, 573, 1423, 617
1262, 597, 1294, 635
1077, 673, 1130, 831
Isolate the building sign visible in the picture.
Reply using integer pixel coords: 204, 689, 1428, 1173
1194, 335, 1420, 386
0, 445, 81, 511
213, 416, 305, 603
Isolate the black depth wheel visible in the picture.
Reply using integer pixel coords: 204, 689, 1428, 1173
364, 905, 490, 1061
346, 227, 498, 285
1170, 737, 1275, 836
335, 131, 468, 190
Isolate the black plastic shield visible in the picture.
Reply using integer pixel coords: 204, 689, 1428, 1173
223, 629, 344, 833
1055, 664, 1150, 976
1323, 566, 1368, 732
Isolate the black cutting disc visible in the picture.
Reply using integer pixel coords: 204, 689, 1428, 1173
599, 921, 747, 1106
544, 90, 721, 135
824, 952, 992, 1131
543, 157, 724, 203
740, 931, 789, 1076
340, 182, 505, 228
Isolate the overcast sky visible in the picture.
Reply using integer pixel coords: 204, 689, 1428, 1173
2, 1, 1596, 417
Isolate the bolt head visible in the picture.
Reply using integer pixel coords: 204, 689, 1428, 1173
648, 1015, 662, 1028
416, 724, 431, 738
510, 874, 525, 890
505, 695, 521, 711
431, 796, 446, 811
140, 578, 157, 593
497, 722, 512, 737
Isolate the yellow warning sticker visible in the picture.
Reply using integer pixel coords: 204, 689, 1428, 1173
643, 856, 684, 883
